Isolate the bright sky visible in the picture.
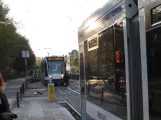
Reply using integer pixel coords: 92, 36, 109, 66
3, 0, 107, 57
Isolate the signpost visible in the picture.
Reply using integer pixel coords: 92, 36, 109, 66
22, 50, 29, 89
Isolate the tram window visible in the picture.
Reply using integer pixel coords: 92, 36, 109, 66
146, 20, 161, 120
79, 53, 84, 80
147, 27, 161, 79
44, 63, 48, 77
88, 38, 98, 49
88, 49, 98, 77
98, 25, 114, 79
86, 22, 126, 119
151, 4, 161, 25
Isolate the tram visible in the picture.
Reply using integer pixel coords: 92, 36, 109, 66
78, 0, 161, 120
40, 56, 66, 85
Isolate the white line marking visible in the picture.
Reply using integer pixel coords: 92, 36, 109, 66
67, 87, 80, 95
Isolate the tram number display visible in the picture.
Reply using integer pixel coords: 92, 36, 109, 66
47, 57, 63, 61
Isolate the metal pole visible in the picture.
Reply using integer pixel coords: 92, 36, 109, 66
25, 52, 28, 90
16, 92, 19, 107
124, 0, 144, 120
19, 87, 22, 100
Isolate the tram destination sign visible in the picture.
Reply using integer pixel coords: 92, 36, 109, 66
47, 57, 64, 61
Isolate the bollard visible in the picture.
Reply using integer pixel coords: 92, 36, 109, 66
101, 87, 104, 101
88, 84, 90, 92
16, 92, 20, 107
25, 81, 28, 90
22, 83, 25, 95
48, 79, 55, 102
19, 87, 22, 100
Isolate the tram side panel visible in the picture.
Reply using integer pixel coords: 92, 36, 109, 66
78, 1, 127, 119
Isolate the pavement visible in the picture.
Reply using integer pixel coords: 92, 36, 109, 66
4, 77, 27, 109
12, 96, 75, 120
10, 81, 76, 120
4, 78, 80, 120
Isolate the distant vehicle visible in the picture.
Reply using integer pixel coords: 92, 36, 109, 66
40, 56, 66, 85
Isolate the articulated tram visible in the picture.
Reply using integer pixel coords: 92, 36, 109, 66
40, 56, 66, 85
78, 0, 161, 120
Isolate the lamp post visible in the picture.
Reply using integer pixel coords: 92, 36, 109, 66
44, 48, 52, 56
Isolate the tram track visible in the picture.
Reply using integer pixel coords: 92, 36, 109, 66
66, 87, 80, 95
56, 87, 81, 120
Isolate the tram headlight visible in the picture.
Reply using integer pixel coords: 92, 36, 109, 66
61, 74, 64, 78
49, 76, 52, 79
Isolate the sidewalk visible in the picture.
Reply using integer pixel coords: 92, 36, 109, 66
12, 97, 75, 120
5, 77, 27, 109
11, 82, 75, 120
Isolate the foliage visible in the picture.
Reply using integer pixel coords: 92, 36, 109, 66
36, 57, 41, 67
0, 0, 36, 80
71, 56, 79, 72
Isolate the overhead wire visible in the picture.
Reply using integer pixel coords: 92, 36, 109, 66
67, 0, 88, 33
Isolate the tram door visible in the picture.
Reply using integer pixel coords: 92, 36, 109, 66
80, 52, 86, 120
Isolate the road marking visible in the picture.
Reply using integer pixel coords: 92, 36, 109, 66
67, 87, 80, 95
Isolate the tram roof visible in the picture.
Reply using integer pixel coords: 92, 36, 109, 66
78, 0, 123, 35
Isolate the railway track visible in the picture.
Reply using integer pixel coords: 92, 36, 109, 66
56, 87, 81, 120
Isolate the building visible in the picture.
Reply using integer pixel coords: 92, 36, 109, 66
65, 49, 78, 72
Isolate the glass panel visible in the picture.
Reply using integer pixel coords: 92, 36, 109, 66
88, 38, 98, 49
47, 61, 63, 74
151, 4, 161, 24
44, 62, 48, 77
147, 26, 161, 120
86, 22, 127, 120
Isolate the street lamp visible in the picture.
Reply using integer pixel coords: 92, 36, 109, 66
44, 48, 52, 56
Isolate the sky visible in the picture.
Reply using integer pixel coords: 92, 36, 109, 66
3, 0, 108, 57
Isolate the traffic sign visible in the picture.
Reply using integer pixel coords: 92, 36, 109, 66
22, 50, 29, 58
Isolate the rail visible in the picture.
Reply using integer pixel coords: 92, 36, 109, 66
56, 89, 81, 120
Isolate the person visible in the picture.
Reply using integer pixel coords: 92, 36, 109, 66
0, 73, 17, 120
63, 71, 70, 87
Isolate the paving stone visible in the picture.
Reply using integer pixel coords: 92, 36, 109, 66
12, 87, 75, 120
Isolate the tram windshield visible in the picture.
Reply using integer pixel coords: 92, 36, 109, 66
48, 61, 63, 74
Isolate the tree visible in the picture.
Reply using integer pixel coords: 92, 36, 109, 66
0, 0, 36, 80
36, 57, 41, 67
71, 56, 79, 72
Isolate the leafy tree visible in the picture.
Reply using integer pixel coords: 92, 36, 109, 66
36, 57, 41, 67
71, 56, 79, 72
0, 0, 36, 80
